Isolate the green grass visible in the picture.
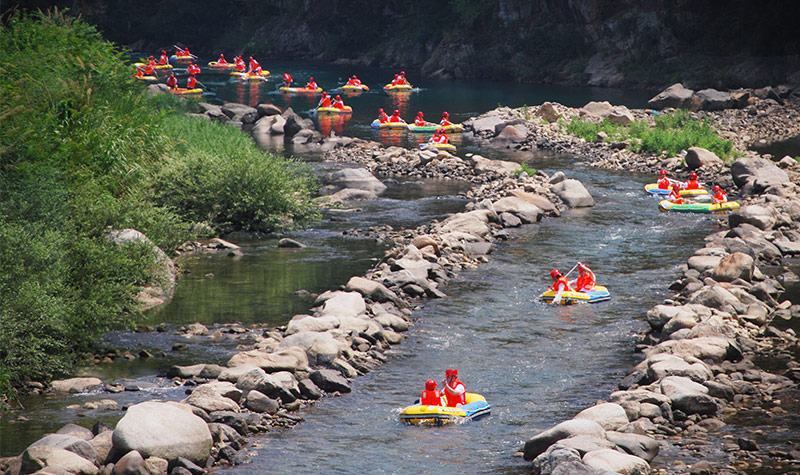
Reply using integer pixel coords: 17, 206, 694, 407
513, 162, 537, 177
565, 110, 737, 160
0, 10, 317, 396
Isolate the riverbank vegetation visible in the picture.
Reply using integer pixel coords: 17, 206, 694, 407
565, 110, 737, 160
0, 10, 317, 396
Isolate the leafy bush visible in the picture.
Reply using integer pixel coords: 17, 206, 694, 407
565, 110, 736, 160
0, 10, 317, 394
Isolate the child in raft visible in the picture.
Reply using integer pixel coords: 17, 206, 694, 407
414, 111, 426, 126
186, 74, 197, 89
429, 129, 449, 145
569, 262, 596, 292
419, 379, 444, 406
440, 111, 453, 126
282, 73, 293, 87
166, 73, 178, 90
331, 95, 347, 110
668, 183, 684, 204
158, 50, 169, 65
186, 62, 201, 75
442, 369, 466, 407
684, 171, 701, 190
216, 54, 227, 64
657, 169, 672, 189
389, 109, 405, 123
376, 108, 389, 123
305, 77, 318, 90
712, 185, 728, 204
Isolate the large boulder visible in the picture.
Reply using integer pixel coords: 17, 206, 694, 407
492, 197, 543, 224
317, 291, 367, 318
185, 381, 241, 413
582, 449, 650, 475
574, 403, 629, 431
280, 331, 344, 366
285, 315, 340, 335
437, 212, 492, 237
523, 419, 606, 461
551, 179, 594, 208
695, 89, 733, 111
646, 354, 713, 383
605, 431, 660, 463
469, 114, 507, 136
729, 205, 777, 231
221, 103, 258, 123
580, 101, 613, 119
21, 446, 99, 475
509, 189, 557, 213
643, 336, 739, 364
227, 346, 309, 373
711, 252, 755, 282
106, 229, 176, 310
684, 147, 723, 170
464, 154, 521, 175
321, 168, 387, 195
346, 276, 403, 305
531, 444, 598, 475
647, 83, 694, 109
27, 434, 97, 464
112, 402, 212, 464
50, 377, 103, 394
659, 376, 718, 415
731, 157, 790, 191
309, 368, 351, 393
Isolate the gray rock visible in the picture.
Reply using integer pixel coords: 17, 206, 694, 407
185, 381, 241, 413
346, 276, 403, 306
574, 403, 629, 431
50, 378, 103, 394
256, 103, 282, 117
687, 255, 723, 273
731, 157, 790, 191
551, 179, 594, 208
244, 390, 280, 414
695, 89, 733, 111
531, 444, 597, 475
648, 83, 695, 109
523, 419, 606, 461
21, 446, 99, 474
729, 205, 777, 231
538, 102, 560, 122
278, 238, 306, 248
685, 147, 723, 170
580, 101, 613, 119
28, 434, 97, 464
55, 424, 94, 441
298, 378, 323, 400
112, 402, 212, 464
660, 376, 718, 415
646, 354, 713, 383
321, 167, 387, 195
582, 448, 650, 474
711, 252, 754, 282
111, 450, 147, 475
492, 197, 543, 223
608, 106, 634, 125
235, 368, 296, 403
310, 369, 351, 393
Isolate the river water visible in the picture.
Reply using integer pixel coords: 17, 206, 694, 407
1, 61, 762, 470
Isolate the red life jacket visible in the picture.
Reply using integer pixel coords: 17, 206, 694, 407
415, 117, 426, 126
657, 177, 671, 189
237, 62, 246, 72
319, 96, 331, 107
389, 114, 402, 123
436, 134, 449, 144
378, 113, 389, 123
550, 276, 573, 292
166, 76, 178, 88
440, 118, 453, 126
444, 379, 466, 407
188, 64, 200, 75
333, 99, 345, 110
713, 190, 727, 203
306, 81, 317, 90
217, 55, 227, 64
668, 190, 683, 203
159, 54, 169, 65
143, 65, 155, 75
420, 389, 442, 406
575, 270, 595, 291
187, 76, 197, 89
685, 179, 700, 190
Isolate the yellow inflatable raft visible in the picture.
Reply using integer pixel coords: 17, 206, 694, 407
231, 71, 270, 81
383, 83, 413, 92
644, 183, 708, 197
317, 106, 352, 114
208, 61, 238, 71
169, 87, 203, 97
399, 393, 491, 425
279, 86, 323, 94
540, 285, 611, 305
658, 200, 741, 213
340, 84, 370, 92
420, 142, 456, 153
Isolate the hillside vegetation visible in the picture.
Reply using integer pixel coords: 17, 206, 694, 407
0, 10, 317, 395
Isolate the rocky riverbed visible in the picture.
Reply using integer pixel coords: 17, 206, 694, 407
3, 83, 799, 475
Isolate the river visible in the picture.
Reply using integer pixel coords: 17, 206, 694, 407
1, 62, 727, 469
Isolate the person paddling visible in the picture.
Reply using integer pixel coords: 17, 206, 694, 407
440, 111, 453, 126
216, 53, 227, 64
377, 108, 389, 123
317, 91, 332, 108
442, 369, 466, 407
166, 72, 178, 90
305, 76, 318, 90
549, 268, 574, 304
657, 169, 671, 189
186, 74, 197, 89
668, 183, 684, 204
429, 128, 449, 145
282, 73, 293, 87
570, 262, 596, 292
414, 111, 426, 127
332, 94, 346, 110
158, 50, 169, 65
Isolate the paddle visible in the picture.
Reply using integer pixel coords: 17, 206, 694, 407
195, 79, 208, 90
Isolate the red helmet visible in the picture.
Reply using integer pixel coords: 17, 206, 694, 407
550, 269, 561, 279
353, 75, 358, 79
149, 56, 154, 60
393, 109, 399, 115
249, 56, 253, 60
713, 184, 721, 191
690, 172, 698, 179
309, 76, 314, 81
401, 70, 406, 75
335, 95, 341, 100
417, 111, 424, 116
659, 169, 667, 176
443, 111, 449, 117
220, 54, 225, 58
425, 379, 437, 390
378, 108, 384, 113
445, 369, 458, 377
162, 50, 166, 54
672, 183, 681, 190
578, 262, 588, 271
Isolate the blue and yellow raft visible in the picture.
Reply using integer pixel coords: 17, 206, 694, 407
420, 142, 456, 153
540, 285, 611, 305
644, 183, 709, 197
370, 120, 408, 130
399, 393, 491, 425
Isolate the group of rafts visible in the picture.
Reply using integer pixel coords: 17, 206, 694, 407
646, 169, 740, 213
